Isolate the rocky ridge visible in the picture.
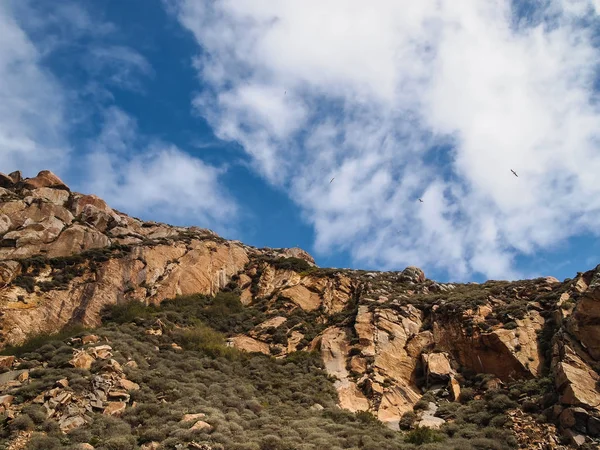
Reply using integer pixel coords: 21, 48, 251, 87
1, 170, 600, 448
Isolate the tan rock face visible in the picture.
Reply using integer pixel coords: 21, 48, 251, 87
281, 247, 316, 265
280, 284, 322, 311
6, 168, 600, 441
29, 188, 69, 206
554, 340, 600, 411
432, 309, 544, 381
318, 327, 369, 413
228, 336, 270, 355
22, 170, 69, 191
569, 284, 600, 361
423, 352, 453, 381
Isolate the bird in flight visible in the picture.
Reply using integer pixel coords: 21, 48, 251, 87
418, 198, 423, 203
330, 177, 335, 184
511, 169, 518, 177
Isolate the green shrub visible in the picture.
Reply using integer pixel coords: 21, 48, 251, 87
101, 300, 152, 324
173, 323, 237, 359
459, 388, 475, 403
10, 413, 35, 431
266, 257, 312, 273
405, 426, 445, 445
1, 325, 86, 357
399, 411, 417, 430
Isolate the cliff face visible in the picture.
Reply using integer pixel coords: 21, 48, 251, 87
2, 170, 600, 446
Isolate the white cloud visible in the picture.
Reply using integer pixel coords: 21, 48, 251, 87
170, 0, 600, 280
0, 2, 70, 174
83, 108, 237, 225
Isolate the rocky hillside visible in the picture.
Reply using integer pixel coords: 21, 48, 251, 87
1, 170, 600, 449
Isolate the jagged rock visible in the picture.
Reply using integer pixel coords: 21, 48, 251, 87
257, 316, 287, 330
103, 359, 122, 373
560, 407, 589, 433
29, 187, 69, 206
281, 247, 316, 266
46, 224, 111, 258
8, 171, 21, 184
190, 420, 213, 431
423, 352, 453, 382
22, 170, 69, 191
103, 401, 126, 416
108, 390, 130, 402
350, 355, 368, 374
125, 360, 138, 369
171, 343, 183, 351
90, 345, 113, 359
59, 415, 85, 433
181, 413, 206, 423
398, 266, 425, 283
82, 335, 100, 345
0, 395, 14, 407
279, 284, 321, 311
70, 351, 95, 370
568, 271, 600, 360
554, 342, 600, 410
119, 379, 140, 391
0, 173, 14, 188
0, 356, 15, 368
17, 371, 28, 382
4, 216, 65, 246
56, 378, 69, 388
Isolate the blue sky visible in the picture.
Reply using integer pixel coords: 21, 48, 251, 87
2, 0, 600, 283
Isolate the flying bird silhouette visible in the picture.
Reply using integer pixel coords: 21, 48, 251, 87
511, 169, 518, 177
418, 198, 423, 203
330, 177, 335, 184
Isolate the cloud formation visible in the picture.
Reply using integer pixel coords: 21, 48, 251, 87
0, 1, 237, 231
0, 2, 70, 174
84, 107, 237, 225
171, 0, 600, 280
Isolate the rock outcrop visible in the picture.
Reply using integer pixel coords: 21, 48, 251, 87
3, 170, 600, 446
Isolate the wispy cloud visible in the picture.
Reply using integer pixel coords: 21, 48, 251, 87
0, 1, 70, 174
84, 45, 154, 93
169, 0, 600, 280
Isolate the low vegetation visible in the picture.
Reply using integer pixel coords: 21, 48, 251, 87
0, 291, 528, 450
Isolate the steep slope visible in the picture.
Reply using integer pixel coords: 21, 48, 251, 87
1, 170, 600, 448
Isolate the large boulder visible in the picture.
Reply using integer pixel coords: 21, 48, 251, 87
281, 247, 316, 266
22, 170, 69, 191
554, 340, 600, 411
29, 187, 69, 206
423, 352, 453, 382
398, 266, 425, 283
0, 173, 14, 188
